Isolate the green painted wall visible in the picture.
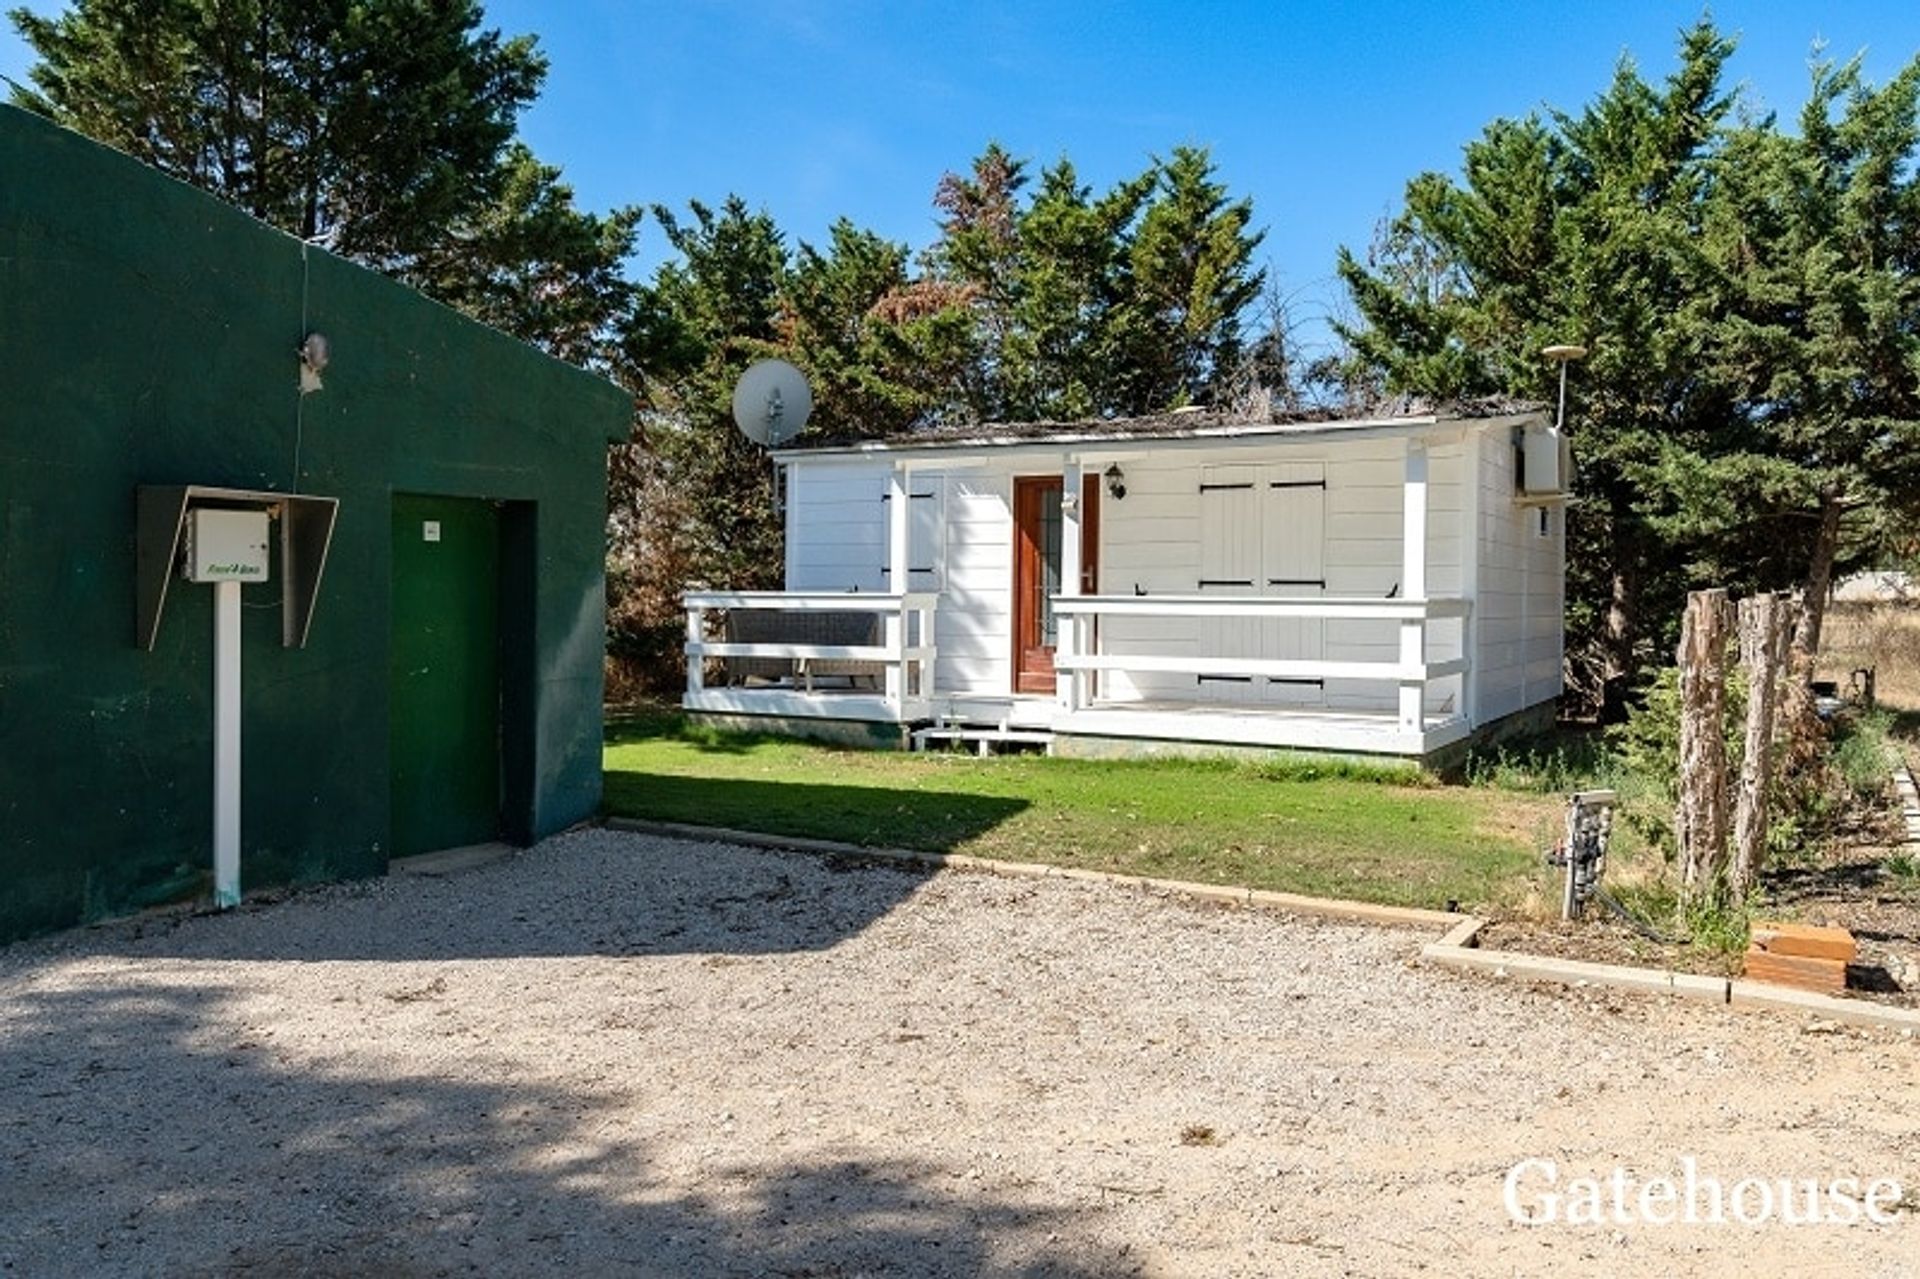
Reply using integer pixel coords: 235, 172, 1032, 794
0, 106, 632, 942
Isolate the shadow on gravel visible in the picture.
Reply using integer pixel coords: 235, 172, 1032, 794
602, 772, 1030, 854
0, 980, 1129, 1278
61, 832, 951, 962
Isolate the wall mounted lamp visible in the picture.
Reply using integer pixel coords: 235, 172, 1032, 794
299, 332, 330, 394
1104, 464, 1127, 501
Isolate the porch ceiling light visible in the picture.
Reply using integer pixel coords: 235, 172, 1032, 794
1105, 464, 1127, 501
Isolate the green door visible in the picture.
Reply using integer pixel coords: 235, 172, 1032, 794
391, 494, 502, 858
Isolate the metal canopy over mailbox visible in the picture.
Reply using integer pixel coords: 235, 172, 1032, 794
136, 485, 339, 650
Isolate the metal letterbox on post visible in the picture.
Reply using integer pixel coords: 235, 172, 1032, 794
136, 486, 339, 909
185, 509, 272, 583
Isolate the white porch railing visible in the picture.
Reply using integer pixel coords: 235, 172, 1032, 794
1051, 594, 1471, 731
683, 591, 938, 718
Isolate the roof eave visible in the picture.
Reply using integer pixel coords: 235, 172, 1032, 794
771, 409, 1547, 463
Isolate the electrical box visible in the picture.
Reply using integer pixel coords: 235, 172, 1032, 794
1518, 424, 1573, 497
184, 508, 271, 583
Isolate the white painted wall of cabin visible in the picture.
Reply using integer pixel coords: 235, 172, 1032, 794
1471, 430, 1566, 722
1096, 438, 1465, 714
780, 426, 1562, 718
784, 458, 1004, 694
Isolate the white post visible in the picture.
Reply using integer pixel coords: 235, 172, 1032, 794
1399, 619, 1426, 734
213, 579, 241, 908
1402, 439, 1428, 601
1520, 493, 1532, 707
883, 606, 905, 709
915, 596, 937, 698
1060, 462, 1083, 601
1058, 461, 1083, 711
1460, 428, 1482, 727
1400, 440, 1429, 734
887, 466, 910, 594
684, 602, 705, 694
886, 467, 911, 714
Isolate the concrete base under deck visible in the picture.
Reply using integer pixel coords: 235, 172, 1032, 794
684, 688, 1559, 767
1422, 700, 1559, 772
685, 711, 914, 750
1051, 701, 1556, 771
1053, 703, 1462, 758
1046, 733, 1424, 771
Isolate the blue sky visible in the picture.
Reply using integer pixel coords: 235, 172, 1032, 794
5, 2, 1916, 358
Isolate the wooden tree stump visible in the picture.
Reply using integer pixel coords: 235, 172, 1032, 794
1676, 589, 1734, 900
1731, 593, 1796, 898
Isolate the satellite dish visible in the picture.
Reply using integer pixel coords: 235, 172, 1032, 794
731, 359, 812, 448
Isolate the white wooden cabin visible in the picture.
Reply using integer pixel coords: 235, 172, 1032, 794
683, 408, 1568, 761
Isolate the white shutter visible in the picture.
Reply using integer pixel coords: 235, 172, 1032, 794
910, 478, 945, 591
1261, 462, 1326, 706
878, 474, 945, 591
1197, 466, 1260, 703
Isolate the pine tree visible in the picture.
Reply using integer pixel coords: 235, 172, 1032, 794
622, 197, 789, 589
10, 0, 545, 268
779, 219, 932, 438
920, 143, 1267, 422
413, 145, 641, 370
8, 0, 640, 369
924, 142, 1029, 421
1699, 54, 1920, 660
1334, 21, 1739, 715
1118, 146, 1267, 411
1012, 158, 1153, 419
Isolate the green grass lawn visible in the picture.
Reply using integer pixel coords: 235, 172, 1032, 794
604, 708, 1573, 913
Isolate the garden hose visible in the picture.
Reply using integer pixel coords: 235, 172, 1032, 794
1594, 885, 1687, 946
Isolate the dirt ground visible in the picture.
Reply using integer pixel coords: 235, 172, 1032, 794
2, 829, 1914, 1278
1481, 825, 1920, 1006
1819, 601, 1920, 712
1482, 601, 1920, 1001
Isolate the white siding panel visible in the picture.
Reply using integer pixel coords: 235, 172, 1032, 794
1106, 515, 1201, 546
931, 465, 1017, 695
1100, 542, 1196, 572
1469, 422, 1565, 718
936, 656, 1012, 690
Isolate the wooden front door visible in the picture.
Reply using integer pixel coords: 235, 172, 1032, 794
1013, 474, 1099, 694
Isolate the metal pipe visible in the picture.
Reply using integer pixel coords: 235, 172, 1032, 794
1540, 344, 1587, 432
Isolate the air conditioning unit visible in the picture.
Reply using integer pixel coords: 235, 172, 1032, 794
1517, 424, 1573, 499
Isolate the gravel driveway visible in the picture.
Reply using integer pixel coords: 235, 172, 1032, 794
2, 828, 1913, 1277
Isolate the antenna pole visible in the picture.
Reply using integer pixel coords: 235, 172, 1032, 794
1540, 343, 1587, 432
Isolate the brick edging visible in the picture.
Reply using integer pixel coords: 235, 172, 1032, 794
1422, 930, 1920, 1034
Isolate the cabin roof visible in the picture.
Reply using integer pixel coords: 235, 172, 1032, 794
775, 398, 1546, 461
